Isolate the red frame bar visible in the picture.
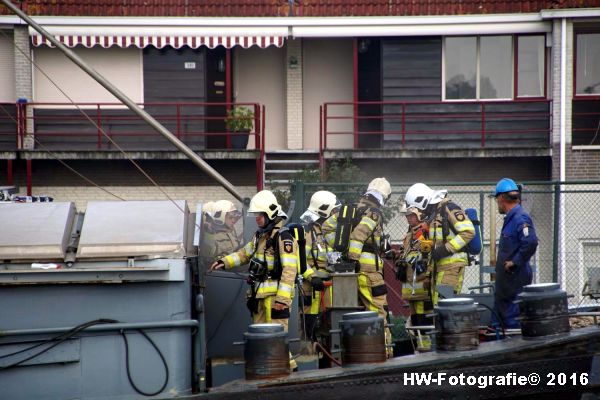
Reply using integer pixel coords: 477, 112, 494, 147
6, 160, 13, 186
353, 38, 359, 149
225, 49, 232, 149
319, 105, 325, 179
26, 159, 32, 196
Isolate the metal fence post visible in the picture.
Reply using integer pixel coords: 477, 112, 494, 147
552, 183, 560, 283
291, 181, 305, 223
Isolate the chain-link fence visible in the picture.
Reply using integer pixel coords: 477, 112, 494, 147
290, 180, 600, 310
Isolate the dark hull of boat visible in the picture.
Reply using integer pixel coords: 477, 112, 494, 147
194, 327, 600, 400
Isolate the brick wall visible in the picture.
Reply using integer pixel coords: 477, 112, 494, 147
285, 39, 303, 149
13, 26, 31, 101
2, 159, 259, 211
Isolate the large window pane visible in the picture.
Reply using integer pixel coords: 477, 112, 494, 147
480, 36, 512, 99
518, 36, 545, 97
577, 33, 600, 95
445, 37, 476, 99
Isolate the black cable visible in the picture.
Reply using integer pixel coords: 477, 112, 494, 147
0, 319, 118, 368
122, 329, 169, 397
0, 319, 170, 398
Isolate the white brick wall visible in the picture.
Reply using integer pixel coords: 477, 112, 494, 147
285, 39, 303, 149
22, 185, 257, 212
13, 26, 32, 101
551, 19, 574, 180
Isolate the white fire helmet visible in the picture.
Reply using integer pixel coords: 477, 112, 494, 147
366, 177, 392, 203
301, 190, 339, 223
404, 183, 448, 211
212, 200, 242, 226
248, 190, 283, 220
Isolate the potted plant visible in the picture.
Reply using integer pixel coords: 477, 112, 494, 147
225, 106, 254, 149
389, 314, 415, 357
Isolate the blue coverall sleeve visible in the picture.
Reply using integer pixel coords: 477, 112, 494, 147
511, 216, 538, 268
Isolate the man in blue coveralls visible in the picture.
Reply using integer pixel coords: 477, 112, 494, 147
492, 178, 539, 329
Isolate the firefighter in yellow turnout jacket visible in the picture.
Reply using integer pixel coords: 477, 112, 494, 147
298, 191, 338, 340
322, 178, 393, 355
404, 183, 475, 305
210, 190, 312, 331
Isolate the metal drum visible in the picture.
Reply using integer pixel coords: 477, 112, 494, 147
517, 283, 571, 338
435, 298, 479, 351
243, 324, 290, 380
340, 311, 386, 366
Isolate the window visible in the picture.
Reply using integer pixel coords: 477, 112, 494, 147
444, 36, 512, 100
576, 33, 600, 96
445, 37, 476, 99
517, 36, 545, 97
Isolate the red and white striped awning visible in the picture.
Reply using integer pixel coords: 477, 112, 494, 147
29, 25, 288, 49
31, 34, 285, 49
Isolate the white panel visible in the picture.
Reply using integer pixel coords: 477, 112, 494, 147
303, 39, 354, 150
77, 200, 188, 259
234, 46, 285, 150
33, 46, 142, 104
0, 32, 15, 102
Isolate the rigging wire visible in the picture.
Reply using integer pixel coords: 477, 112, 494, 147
0, 103, 126, 201
0, 28, 192, 219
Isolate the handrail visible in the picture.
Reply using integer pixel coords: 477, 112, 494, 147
16, 101, 264, 152
320, 99, 553, 152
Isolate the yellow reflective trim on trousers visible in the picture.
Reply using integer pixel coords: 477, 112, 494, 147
436, 252, 468, 266
308, 291, 321, 314
277, 282, 294, 299
357, 274, 379, 313
256, 281, 278, 295
414, 300, 425, 315
264, 296, 272, 322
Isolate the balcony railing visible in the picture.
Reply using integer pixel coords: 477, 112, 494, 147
15, 102, 264, 153
6, 101, 266, 190
320, 99, 552, 153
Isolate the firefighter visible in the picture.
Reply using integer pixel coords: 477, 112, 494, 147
395, 205, 432, 324
348, 178, 391, 321
199, 201, 217, 267
210, 190, 305, 333
206, 200, 243, 271
492, 178, 538, 329
394, 203, 433, 350
298, 190, 338, 340
404, 183, 475, 305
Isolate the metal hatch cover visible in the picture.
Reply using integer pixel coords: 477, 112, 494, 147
76, 200, 188, 259
0, 202, 75, 261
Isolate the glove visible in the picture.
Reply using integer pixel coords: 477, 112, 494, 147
432, 245, 452, 261
395, 262, 407, 281
353, 260, 361, 273
310, 276, 325, 291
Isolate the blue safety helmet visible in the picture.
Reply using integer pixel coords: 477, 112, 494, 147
495, 178, 520, 197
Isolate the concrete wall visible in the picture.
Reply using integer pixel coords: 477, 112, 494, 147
33, 46, 142, 104
303, 39, 354, 150
234, 46, 285, 150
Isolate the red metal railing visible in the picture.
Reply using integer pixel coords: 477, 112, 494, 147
16, 101, 264, 151
11, 101, 265, 191
320, 99, 552, 156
